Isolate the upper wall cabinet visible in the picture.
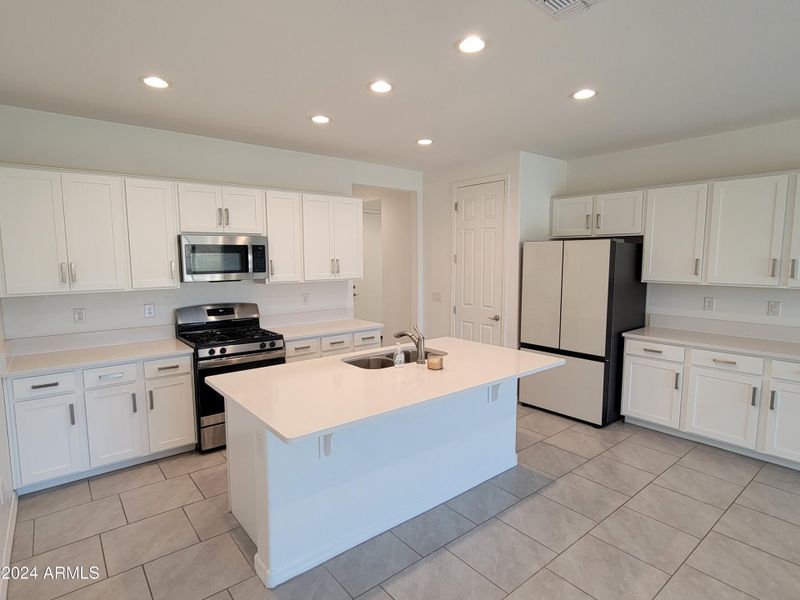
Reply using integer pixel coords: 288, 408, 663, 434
177, 182, 265, 234
642, 184, 708, 284
787, 184, 800, 289
266, 190, 303, 282
551, 196, 593, 237
125, 178, 180, 289
706, 175, 788, 287
551, 192, 643, 238
302, 194, 363, 281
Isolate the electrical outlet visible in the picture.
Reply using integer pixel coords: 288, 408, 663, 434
767, 301, 782, 317
301, 293, 310, 305
703, 297, 716, 311
432, 291, 443, 302
73, 307, 87, 324
144, 303, 156, 318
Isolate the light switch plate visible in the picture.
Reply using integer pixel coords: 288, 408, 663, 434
144, 303, 156, 318
767, 301, 782, 317
703, 297, 716, 311
73, 307, 87, 324
432, 291, 443, 302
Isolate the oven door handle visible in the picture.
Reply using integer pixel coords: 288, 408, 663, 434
197, 350, 286, 370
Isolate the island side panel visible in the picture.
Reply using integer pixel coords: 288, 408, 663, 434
260, 379, 517, 588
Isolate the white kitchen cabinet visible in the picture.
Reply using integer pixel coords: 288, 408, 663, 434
551, 196, 593, 237
788, 183, 800, 288
685, 366, 761, 449
594, 191, 644, 236
622, 356, 682, 428
302, 194, 363, 281
125, 178, 180, 289
178, 182, 224, 232
146, 374, 195, 453
266, 190, 303, 282
765, 380, 800, 462
14, 393, 88, 486
642, 184, 708, 283
706, 175, 788, 286
0, 167, 69, 295
332, 197, 363, 279
85, 382, 148, 467
222, 186, 265, 234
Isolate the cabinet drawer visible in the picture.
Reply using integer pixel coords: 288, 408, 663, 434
690, 349, 763, 375
321, 333, 353, 353
12, 372, 76, 400
83, 362, 138, 389
772, 360, 800, 383
625, 340, 685, 363
144, 356, 192, 379
286, 338, 321, 359
354, 330, 381, 347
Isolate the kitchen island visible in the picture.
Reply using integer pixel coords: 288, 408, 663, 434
207, 337, 563, 588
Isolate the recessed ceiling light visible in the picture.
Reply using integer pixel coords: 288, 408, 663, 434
369, 80, 393, 94
311, 115, 331, 124
458, 35, 486, 54
140, 75, 169, 89
416, 139, 433, 146
571, 88, 597, 100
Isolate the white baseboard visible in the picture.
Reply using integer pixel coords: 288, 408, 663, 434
0, 493, 18, 600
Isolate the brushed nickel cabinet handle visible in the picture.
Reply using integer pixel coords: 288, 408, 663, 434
99, 372, 123, 381
329, 340, 345, 345
60, 262, 68, 284
770, 390, 776, 411
694, 258, 701, 276
751, 387, 757, 407
712, 358, 736, 366
585, 214, 591, 229
157, 364, 180, 371
674, 372, 680, 390
217, 208, 223, 226
224, 208, 230, 226
336, 258, 341, 274
295, 345, 311, 351
770, 258, 779, 278
596, 213, 601, 229
362, 336, 375, 341
68, 403, 75, 426
170, 260, 176, 280
643, 348, 663, 354
331, 258, 335, 274
149, 390, 154, 410
792, 258, 798, 280
269, 259, 275, 276
131, 392, 138, 413
69, 262, 77, 284
31, 381, 59, 390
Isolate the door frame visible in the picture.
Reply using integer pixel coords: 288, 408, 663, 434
450, 173, 511, 345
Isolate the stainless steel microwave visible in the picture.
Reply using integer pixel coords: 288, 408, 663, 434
179, 234, 268, 282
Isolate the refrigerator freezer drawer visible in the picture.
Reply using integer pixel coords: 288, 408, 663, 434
519, 349, 605, 425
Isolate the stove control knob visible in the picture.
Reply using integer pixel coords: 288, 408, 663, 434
219, 347, 227, 355
259, 342, 267, 349
269, 341, 276, 348
208, 349, 216, 356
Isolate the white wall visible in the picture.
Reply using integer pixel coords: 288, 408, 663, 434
519, 152, 568, 242
355, 208, 384, 324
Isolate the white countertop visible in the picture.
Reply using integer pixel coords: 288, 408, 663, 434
207, 336, 564, 443
623, 327, 800, 361
272, 319, 383, 340
3, 339, 193, 376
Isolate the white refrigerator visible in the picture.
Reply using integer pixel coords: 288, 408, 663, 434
519, 239, 646, 425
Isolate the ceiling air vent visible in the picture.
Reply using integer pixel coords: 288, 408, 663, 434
529, 0, 604, 20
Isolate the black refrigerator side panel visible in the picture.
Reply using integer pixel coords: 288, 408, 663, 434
602, 240, 647, 425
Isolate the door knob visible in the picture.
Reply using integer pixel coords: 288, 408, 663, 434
490, 314, 500, 322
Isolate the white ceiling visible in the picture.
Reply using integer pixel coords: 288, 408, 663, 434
2, 0, 799, 170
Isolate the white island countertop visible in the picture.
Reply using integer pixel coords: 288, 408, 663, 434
207, 336, 564, 443
270, 319, 383, 340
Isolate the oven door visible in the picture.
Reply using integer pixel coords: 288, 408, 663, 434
180, 234, 256, 282
195, 351, 286, 451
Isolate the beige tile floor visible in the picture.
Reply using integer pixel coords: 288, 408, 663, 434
9, 404, 800, 600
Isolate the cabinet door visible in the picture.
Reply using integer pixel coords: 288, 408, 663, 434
788, 183, 800, 288
178, 182, 223, 233
551, 196, 593, 237
302, 194, 335, 281
332, 197, 363, 279
765, 381, 800, 462
61, 173, 129, 292
222, 186, 265, 234
594, 190, 644, 236
266, 190, 303, 282
15, 393, 88, 485
685, 367, 760, 449
125, 178, 179, 289
146, 374, 195, 453
0, 167, 69, 295
622, 357, 682, 428
85, 383, 148, 467
707, 175, 788, 286
643, 184, 708, 283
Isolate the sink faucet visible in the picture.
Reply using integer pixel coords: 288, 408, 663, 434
393, 326, 426, 364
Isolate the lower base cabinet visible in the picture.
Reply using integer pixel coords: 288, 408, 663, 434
622, 357, 682, 428
765, 380, 800, 462
85, 382, 148, 467
15, 393, 89, 486
146, 374, 195, 453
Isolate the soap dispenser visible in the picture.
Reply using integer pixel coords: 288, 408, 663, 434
393, 342, 405, 367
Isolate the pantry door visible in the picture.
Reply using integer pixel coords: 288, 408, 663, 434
453, 179, 506, 346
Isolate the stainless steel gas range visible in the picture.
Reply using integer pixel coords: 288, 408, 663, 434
175, 303, 285, 451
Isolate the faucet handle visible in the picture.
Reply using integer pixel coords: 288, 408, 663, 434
412, 325, 424, 339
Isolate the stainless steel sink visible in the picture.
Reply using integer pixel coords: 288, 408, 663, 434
342, 348, 447, 369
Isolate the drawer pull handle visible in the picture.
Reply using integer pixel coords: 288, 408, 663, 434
149, 390, 154, 410
674, 372, 680, 390
294, 345, 311, 351
68, 403, 75, 426
712, 358, 737, 366
643, 348, 663, 354
361, 336, 375, 341
31, 382, 59, 390
770, 390, 776, 411
99, 372, 124, 381
751, 387, 758, 407
157, 364, 180, 371
132, 392, 138, 413
329, 340, 345, 345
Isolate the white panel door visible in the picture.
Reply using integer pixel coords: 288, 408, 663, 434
642, 184, 708, 283
788, 183, 800, 288
520, 241, 562, 348
178, 182, 224, 232
706, 175, 788, 286
146, 374, 195, 453
61, 173, 129, 292
15, 393, 88, 485
266, 190, 303, 282
560, 239, 610, 357
765, 381, 800, 462
551, 196, 593, 237
685, 367, 760, 449
85, 382, 148, 467
0, 167, 69, 295
125, 178, 179, 289
302, 194, 335, 281
594, 191, 644, 235
454, 180, 505, 346
332, 197, 363, 279
222, 186, 265, 234
622, 357, 682, 428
